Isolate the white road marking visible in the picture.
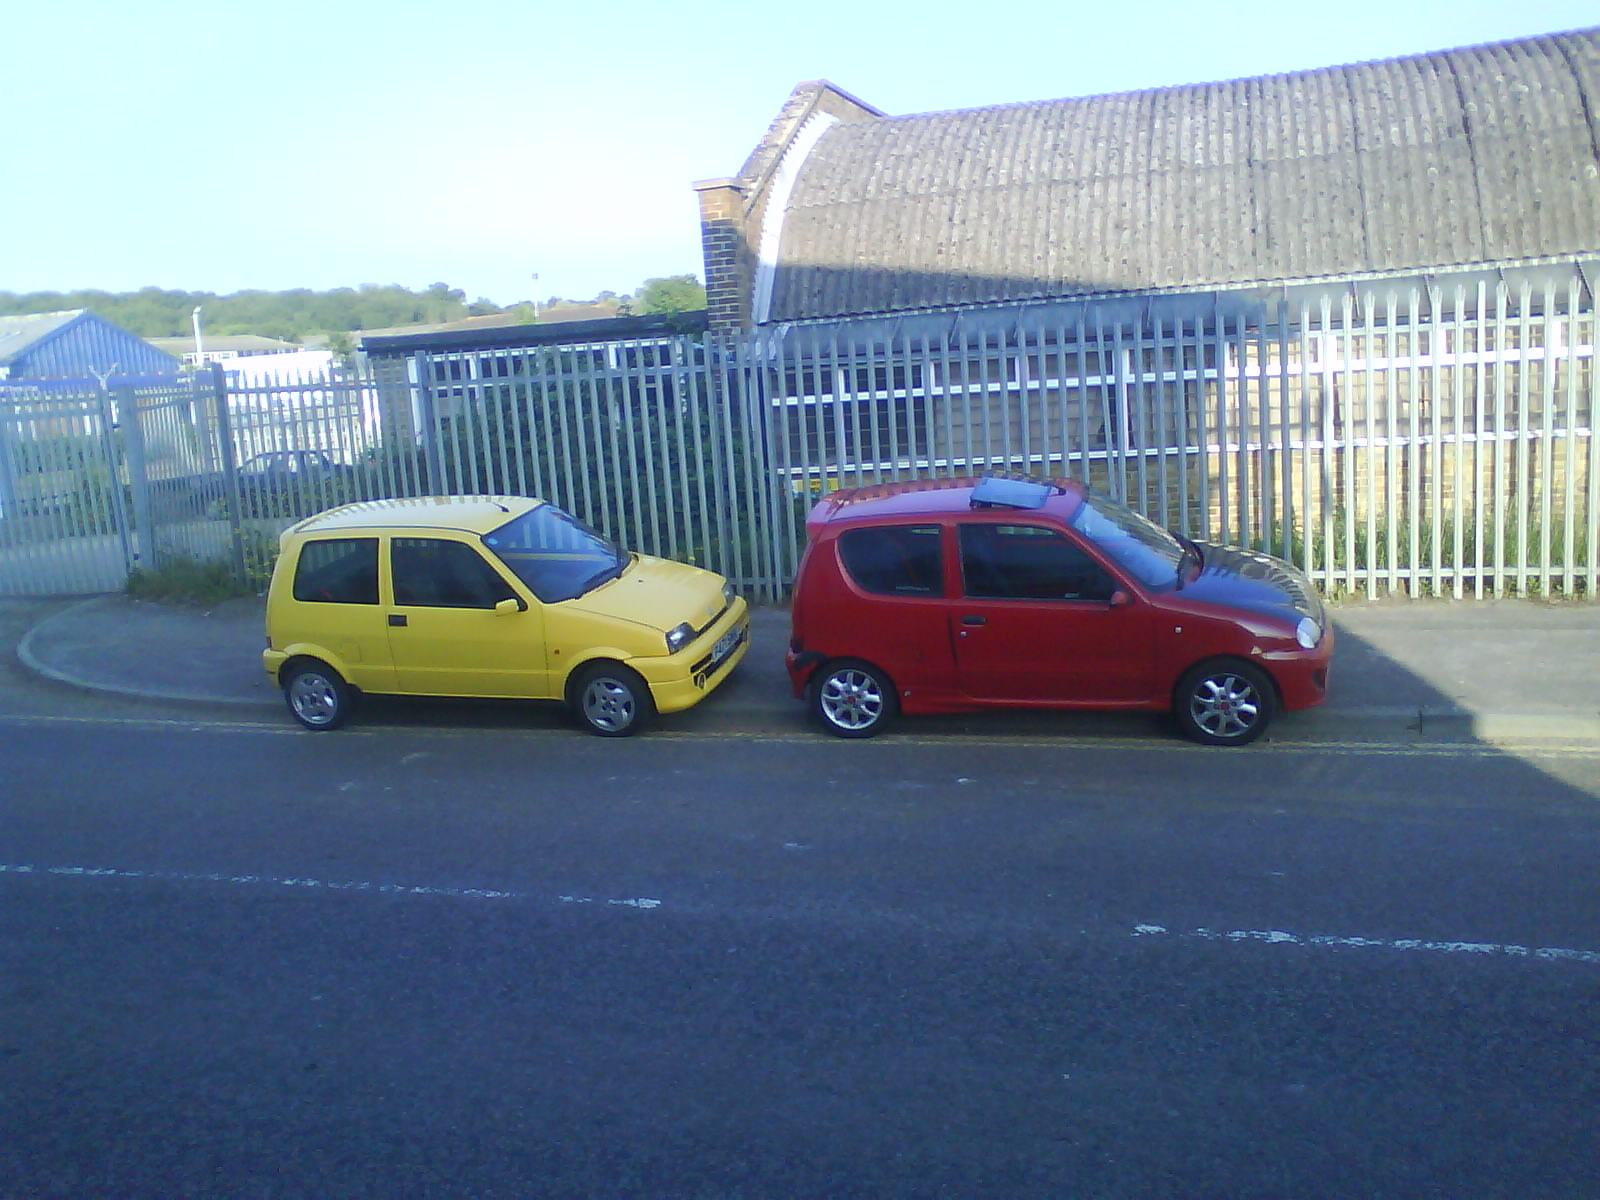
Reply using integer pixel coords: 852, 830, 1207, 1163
1132, 922, 1600, 964
558, 894, 662, 909
4, 861, 1593, 965
0, 862, 660, 910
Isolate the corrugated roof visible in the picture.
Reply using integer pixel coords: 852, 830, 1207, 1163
0, 310, 85, 365
764, 29, 1600, 323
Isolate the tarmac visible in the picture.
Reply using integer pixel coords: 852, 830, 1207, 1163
14, 593, 1600, 744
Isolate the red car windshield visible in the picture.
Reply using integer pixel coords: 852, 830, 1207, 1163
1069, 492, 1185, 588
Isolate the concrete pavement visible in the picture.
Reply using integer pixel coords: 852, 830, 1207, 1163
14, 593, 1600, 742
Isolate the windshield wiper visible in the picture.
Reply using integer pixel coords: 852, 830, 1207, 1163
1175, 534, 1203, 588
576, 555, 628, 596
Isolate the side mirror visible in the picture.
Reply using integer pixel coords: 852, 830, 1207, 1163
1108, 590, 1133, 608
494, 597, 526, 615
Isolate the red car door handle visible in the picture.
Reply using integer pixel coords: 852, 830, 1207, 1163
961, 614, 987, 626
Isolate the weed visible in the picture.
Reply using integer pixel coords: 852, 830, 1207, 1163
127, 530, 278, 605
1255, 505, 1593, 597
127, 556, 252, 606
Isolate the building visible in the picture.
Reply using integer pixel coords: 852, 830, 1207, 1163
697, 29, 1600, 332
148, 333, 302, 366
688, 31, 1599, 580
0, 311, 184, 525
1, 310, 179, 385
358, 311, 712, 467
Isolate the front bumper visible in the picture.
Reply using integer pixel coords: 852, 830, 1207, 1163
1261, 624, 1335, 712
631, 603, 751, 714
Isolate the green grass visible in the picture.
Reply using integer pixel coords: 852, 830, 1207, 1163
127, 556, 253, 606
1254, 505, 1594, 597
127, 530, 278, 605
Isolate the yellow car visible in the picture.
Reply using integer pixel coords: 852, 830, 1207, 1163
262, 496, 749, 736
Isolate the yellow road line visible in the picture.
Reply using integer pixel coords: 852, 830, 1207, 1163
3, 712, 1598, 761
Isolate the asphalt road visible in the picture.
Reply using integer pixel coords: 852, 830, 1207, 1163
2, 688, 1597, 1199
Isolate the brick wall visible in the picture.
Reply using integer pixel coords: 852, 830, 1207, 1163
695, 178, 751, 333
698, 83, 884, 332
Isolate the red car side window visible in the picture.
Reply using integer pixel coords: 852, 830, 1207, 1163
838, 525, 944, 596
958, 524, 1114, 602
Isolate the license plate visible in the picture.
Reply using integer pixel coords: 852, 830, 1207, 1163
711, 622, 745, 665
694, 621, 746, 688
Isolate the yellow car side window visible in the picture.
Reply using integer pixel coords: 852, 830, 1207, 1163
292, 538, 378, 604
391, 538, 519, 609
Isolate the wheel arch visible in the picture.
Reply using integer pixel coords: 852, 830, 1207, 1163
566, 657, 655, 737
560, 652, 637, 704
276, 649, 358, 693
1169, 652, 1282, 713
816, 653, 898, 692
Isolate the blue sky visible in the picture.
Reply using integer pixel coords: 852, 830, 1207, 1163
4, 0, 1595, 307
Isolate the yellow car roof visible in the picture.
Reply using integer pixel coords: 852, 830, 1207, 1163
289, 495, 544, 537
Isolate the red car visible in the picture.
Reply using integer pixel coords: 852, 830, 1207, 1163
785, 476, 1332, 745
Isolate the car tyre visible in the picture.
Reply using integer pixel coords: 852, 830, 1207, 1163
810, 659, 897, 738
1175, 659, 1275, 746
284, 661, 354, 731
573, 663, 654, 737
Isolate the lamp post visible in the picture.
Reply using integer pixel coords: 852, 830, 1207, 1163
191, 306, 205, 365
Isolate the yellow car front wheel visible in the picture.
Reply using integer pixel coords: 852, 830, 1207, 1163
572, 663, 654, 737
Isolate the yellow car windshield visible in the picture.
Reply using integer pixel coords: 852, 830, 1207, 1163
482, 503, 627, 602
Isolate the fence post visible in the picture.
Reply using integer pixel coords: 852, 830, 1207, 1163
0, 408, 18, 519
90, 387, 135, 580
116, 384, 158, 573
208, 363, 249, 583
412, 352, 442, 491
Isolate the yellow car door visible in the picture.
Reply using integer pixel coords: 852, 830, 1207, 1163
384, 535, 551, 697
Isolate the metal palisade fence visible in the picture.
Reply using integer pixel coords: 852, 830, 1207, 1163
744, 268, 1597, 601
399, 334, 776, 597
0, 268, 1594, 600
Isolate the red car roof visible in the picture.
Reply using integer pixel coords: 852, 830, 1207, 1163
807, 475, 1088, 533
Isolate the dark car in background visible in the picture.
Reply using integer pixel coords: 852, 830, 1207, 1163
200, 450, 354, 518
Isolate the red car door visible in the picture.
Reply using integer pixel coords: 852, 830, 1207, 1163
827, 522, 955, 692
949, 522, 1155, 703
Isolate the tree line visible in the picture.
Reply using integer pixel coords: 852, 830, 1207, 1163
0, 276, 707, 343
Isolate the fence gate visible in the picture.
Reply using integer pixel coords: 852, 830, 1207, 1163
0, 384, 134, 595
0, 373, 251, 596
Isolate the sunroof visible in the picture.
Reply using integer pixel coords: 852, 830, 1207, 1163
970, 476, 1052, 510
